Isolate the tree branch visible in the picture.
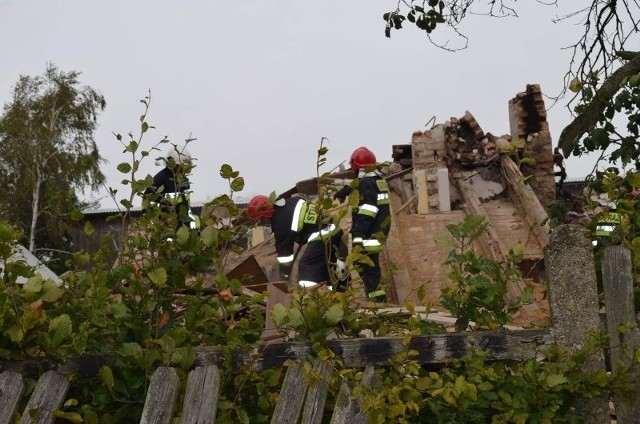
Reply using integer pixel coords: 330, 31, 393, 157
558, 51, 640, 157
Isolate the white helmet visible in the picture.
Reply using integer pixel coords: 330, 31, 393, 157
166, 146, 192, 166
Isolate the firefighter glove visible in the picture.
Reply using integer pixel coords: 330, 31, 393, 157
279, 262, 293, 279
333, 185, 352, 203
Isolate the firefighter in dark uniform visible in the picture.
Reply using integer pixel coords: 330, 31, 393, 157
335, 147, 390, 301
247, 195, 349, 289
145, 146, 199, 230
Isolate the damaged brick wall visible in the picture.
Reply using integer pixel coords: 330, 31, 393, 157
508, 84, 555, 208
411, 124, 449, 212
410, 84, 556, 214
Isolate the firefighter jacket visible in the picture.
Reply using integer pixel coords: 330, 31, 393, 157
146, 167, 191, 199
145, 167, 197, 228
351, 170, 390, 253
271, 197, 340, 269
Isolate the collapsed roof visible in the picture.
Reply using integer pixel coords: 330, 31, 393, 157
230, 84, 555, 328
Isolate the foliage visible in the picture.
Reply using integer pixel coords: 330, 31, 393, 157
0, 63, 106, 272
585, 168, 640, 308
0, 94, 273, 420
437, 214, 532, 331
410, 332, 620, 423
382, 2, 639, 82
565, 61, 640, 165
1, 98, 638, 422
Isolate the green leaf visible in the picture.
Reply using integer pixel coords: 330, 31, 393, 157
70, 209, 84, 221
230, 177, 245, 192
99, 365, 115, 391
148, 267, 168, 286
117, 162, 132, 173
546, 374, 567, 387
176, 225, 189, 244
220, 164, 234, 179
323, 303, 344, 325
122, 342, 144, 358
23, 277, 44, 294
111, 302, 131, 320
142, 121, 149, 133
519, 157, 536, 165
6, 325, 23, 342
63, 399, 78, 407
270, 303, 288, 326
53, 412, 83, 423
417, 285, 426, 302
41, 281, 64, 302
83, 221, 94, 236
288, 308, 303, 328
201, 225, 216, 247
126, 140, 138, 152
50, 314, 72, 348
73, 250, 91, 266
568, 77, 582, 93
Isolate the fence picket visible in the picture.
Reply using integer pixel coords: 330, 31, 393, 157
602, 245, 640, 423
300, 358, 332, 424
20, 370, 69, 424
0, 371, 25, 424
271, 364, 307, 423
182, 365, 221, 424
140, 367, 180, 424
330, 365, 378, 424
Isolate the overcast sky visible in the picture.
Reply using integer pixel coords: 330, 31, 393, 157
1, 1, 602, 208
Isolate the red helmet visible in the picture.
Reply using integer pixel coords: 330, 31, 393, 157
350, 147, 376, 171
247, 195, 273, 222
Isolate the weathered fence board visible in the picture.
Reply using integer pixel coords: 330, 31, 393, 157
0, 371, 25, 424
194, 330, 552, 371
602, 245, 640, 423
271, 363, 307, 423
330, 365, 379, 424
182, 365, 221, 424
140, 367, 180, 424
300, 358, 332, 424
20, 370, 69, 424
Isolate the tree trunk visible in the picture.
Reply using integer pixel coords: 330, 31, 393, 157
29, 173, 42, 252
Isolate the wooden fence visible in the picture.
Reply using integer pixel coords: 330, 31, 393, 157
1, 225, 639, 423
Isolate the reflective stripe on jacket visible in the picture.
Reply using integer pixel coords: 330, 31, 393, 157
351, 170, 391, 252
272, 197, 340, 266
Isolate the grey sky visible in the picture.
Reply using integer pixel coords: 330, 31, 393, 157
1, 1, 599, 208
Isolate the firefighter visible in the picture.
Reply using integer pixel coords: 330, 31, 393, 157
337, 146, 391, 302
145, 146, 200, 230
246, 195, 349, 289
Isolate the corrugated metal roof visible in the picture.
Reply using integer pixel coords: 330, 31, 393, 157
2, 245, 62, 286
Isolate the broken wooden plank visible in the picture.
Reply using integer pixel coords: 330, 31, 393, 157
456, 173, 508, 262
414, 170, 429, 214
501, 157, 550, 247
226, 255, 270, 286
140, 367, 180, 424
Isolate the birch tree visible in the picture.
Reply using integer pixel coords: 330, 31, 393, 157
0, 63, 105, 268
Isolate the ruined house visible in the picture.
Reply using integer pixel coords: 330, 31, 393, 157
75, 84, 558, 331
232, 84, 557, 328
